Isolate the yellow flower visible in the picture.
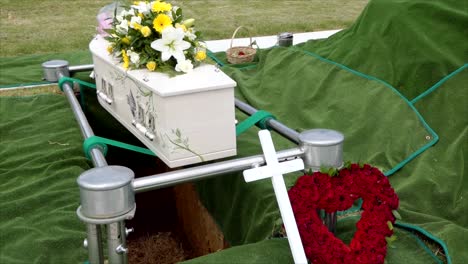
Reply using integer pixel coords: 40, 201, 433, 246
138, 12, 144, 18
153, 14, 172, 33
195, 51, 206, 61
122, 50, 130, 69
122, 37, 131, 45
146, 61, 157, 71
106, 45, 113, 54
132, 22, 142, 30
140, 26, 152, 37
152, 1, 172, 13
175, 23, 187, 32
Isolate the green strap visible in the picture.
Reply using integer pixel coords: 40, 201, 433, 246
236, 110, 276, 136
395, 221, 452, 264
58, 76, 96, 110
58, 76, 96, 92
82, 136, 108, 159
83, 136, 156, 160
207, 49, 225, 67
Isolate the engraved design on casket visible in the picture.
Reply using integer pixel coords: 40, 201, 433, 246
166, 129, 204, 162
125, 76, 203, 160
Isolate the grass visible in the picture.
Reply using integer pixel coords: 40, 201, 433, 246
0, 85, 61, 97
0, 0, 368, 57
0, 0, 112, 57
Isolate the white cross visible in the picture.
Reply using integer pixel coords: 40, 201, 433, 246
243, 130, 308, 264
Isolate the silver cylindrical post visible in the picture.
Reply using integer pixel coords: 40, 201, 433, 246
120, 221, 129, 264
107, 222, 126, 264
77, 166, 135, 219
298, 129, 344, 234
42, 61, 94, 81
325, 212, 337, 234
77, 166, 134, 264
42, 60, 70, 82
298, 129, 344, 171
278, 32, 294, 47
86, 224, 104, 264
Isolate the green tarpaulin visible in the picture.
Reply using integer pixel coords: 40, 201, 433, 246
188, 0, 467, 263
0, 95, 89, 263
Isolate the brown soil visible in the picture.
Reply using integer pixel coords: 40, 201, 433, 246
128, 232, 189, 264
125, 186, 193, 264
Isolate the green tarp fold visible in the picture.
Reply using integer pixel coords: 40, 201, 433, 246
0, 95, 90, 263
190, 0, 467, 263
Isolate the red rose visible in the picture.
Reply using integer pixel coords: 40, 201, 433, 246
289, 163, 398, 264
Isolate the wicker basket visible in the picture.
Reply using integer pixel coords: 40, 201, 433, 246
226, 26, 257, 64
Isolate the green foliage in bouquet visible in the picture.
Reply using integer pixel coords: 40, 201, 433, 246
105, 1, 207, 74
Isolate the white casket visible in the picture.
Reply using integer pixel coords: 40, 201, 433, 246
89, 35, 237, 168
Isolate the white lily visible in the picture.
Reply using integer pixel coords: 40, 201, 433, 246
129, 16, 141, 28
127, 50, 140, 64
175, 59, 194, 73
119, 9, 134, 18
150, 26, 190, 61
116, 19, 129, 34
185, 28, 197, 41
131, 2, 151, 14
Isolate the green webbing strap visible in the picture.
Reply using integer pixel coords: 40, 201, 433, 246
83, 136, 156, 160
58, 76, 96, 92
58, 76, 96, 110
236, 110, 276, 136
337, 216, 451, 263
207, 49, 225, 67
395, 221, 452, 264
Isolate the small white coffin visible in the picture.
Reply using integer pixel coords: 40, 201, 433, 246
89, 35, 237, 168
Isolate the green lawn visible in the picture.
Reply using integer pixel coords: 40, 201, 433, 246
0, 0, 368, 57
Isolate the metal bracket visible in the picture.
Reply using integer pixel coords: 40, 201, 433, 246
77, 205, 136, 225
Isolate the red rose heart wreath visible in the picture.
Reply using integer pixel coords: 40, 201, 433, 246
288, 163, 399, 264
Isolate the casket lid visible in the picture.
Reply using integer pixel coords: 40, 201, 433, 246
89, 35, 236, 97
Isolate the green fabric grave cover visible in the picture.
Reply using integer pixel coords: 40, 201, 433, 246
0, 50, 93, 88
0, 95, 90, 263
186, 0, 467, 263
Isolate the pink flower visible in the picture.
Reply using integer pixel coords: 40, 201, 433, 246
97, 13, 113, 36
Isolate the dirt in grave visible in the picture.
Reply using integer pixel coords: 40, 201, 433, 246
107, 156, 225, 264
126, 188, 193, 264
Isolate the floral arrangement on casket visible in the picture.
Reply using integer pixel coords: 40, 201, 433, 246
288, 163, 400, 264
105, 0, 207, 74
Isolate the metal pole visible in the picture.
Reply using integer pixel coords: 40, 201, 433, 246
85, 224, 104, 264
235, 98, 301, 143
120, 222, 129, 264
59, 73, 107, 168
69, 64, 94, 73
133, 147, 304, 193
56, 71, 108, 264
298, 129, 344, 234
107, 222, 125, 264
